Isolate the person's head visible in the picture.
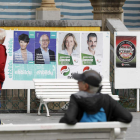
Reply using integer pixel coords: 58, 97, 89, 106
87, 33, 97, 50
0, 28, 6, 44
39, 34, 50, 50
18, 34, 30, 50
62, 33, 77, 50
72, 70, 102, 93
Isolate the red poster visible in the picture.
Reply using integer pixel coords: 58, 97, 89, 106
116, 36, 136, 68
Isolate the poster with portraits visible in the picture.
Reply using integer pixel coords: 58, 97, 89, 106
5, 30, 57, 82
57, 32, 109, 79
116, 36, 136, 68
58, 32, 80, 65
3, 30, 110, 89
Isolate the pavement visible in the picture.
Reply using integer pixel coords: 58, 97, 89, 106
0, 112, 140, 140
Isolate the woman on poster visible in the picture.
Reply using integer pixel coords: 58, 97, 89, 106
60, 33, 79, 57
13, 34, 33, 64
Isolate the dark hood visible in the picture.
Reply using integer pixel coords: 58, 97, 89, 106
72, 91, 104, 114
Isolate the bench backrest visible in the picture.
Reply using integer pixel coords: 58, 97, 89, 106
0, 122, 130, 140
33, 79, 114, 98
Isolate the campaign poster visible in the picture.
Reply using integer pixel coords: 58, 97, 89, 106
58, 32, 80, 65
13, 31, 35, 80
81, 32, 103, 66
57, 65, 102, 79
116, 36, 136, 68
34, 31, 57, 79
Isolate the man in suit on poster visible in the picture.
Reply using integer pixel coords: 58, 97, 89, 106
35, 34, 55, 64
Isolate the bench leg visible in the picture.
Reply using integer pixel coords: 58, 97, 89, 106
38, 103, 42, 116
44, 102, 50, 117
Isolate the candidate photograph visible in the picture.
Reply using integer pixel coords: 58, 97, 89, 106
58, 32, 80, 58
81, 32, 103, 56
35, 32, 56, 64
81, 32, 103, 65
13, 32, 34, 64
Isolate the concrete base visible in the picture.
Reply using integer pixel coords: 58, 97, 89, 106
36, 10, 60, 20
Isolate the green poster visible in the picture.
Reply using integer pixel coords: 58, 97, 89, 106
81, 53, 96, 65
58, 53, 73, 65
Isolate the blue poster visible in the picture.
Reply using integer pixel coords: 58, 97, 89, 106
35, 31, 56, 64
13, 31, 35, 64
13, 31, 57, 80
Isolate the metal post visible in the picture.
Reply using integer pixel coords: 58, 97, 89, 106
27, 89, 30, 113
137, 89, 139, 112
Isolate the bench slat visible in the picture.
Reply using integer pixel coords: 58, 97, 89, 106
43, 99, 70, 102
37, 95, 71, 98
36, 91, 112, 95
34, 79, 77, 82
35, 86, 78, 89
35, 83, 78, 86
35, 85, 111, 89
36, 89, 79, 92
35, 89, 111, 92
36, 92, 77, 95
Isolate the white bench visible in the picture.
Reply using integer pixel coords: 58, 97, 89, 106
0, 122, 130, 140
33, 79, 119, 117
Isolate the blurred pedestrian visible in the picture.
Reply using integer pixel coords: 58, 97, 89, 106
0, 28, 7, 124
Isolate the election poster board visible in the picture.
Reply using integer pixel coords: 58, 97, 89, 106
57, 31, 110, 80
3, 30, 110, 89
114, 32, 140, 89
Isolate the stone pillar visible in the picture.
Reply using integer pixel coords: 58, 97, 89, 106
36, 0, 60, 20
89, 0, 126, 31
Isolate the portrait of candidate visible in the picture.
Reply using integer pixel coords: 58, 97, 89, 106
13, 34, 33, 64
60, 33, 79, 57
85, 33, 97, 56
35, 34, 55, 64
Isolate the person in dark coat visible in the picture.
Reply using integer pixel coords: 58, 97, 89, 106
59, 70, 133, 124
35, 34, 55, 64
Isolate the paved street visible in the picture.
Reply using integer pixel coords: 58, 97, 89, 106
0, 112, 140, 140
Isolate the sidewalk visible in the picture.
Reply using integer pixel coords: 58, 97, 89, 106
0, 112, 139, 140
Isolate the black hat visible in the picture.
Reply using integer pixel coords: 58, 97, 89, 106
72, 70, 102, 87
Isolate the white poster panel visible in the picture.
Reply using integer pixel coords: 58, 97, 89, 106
3, 30, 57, 89
114, 32, 140, 89
2, 31, 110, 89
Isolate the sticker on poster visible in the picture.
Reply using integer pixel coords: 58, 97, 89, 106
57, 65, 80, 79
